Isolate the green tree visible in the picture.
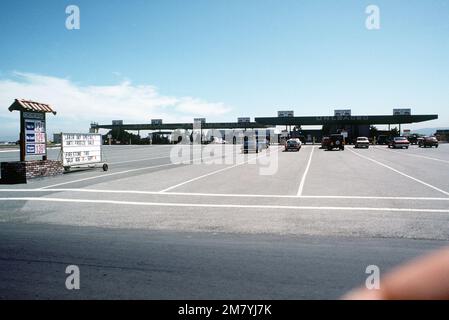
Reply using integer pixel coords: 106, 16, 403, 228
369, 126, 378, 139
103, 128, 143, 144
390, 127, 400, 137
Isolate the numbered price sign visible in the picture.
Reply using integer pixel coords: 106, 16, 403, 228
26, 143, 46, 155
23, 112, 47, 156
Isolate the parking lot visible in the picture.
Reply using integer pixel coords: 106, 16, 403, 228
1, 143, 449, 299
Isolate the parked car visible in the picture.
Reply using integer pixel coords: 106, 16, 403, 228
297, 135, 306, 145
407, 134, 420, 145
377, 135, 388, 145
324, 134, 345, 151
354, 137, 370, 149
388, 136, 410, 149
321, 137, 330, 149
418, 136, 439, 148
285, 138, 301, 152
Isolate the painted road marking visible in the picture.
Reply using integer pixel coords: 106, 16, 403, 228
1, 189, 449, 201
373, 146, 449, 165
40, 162, 179, 189
108, 149, 214, 165
107, 146, 222, 164
39, 150, 248, 190
159, 147, 282, 193
347, 147, 449, 197
109, 155, 170, 165
35, 154, 173, 184
297, 146, 315, 196
1, 197, 449, 213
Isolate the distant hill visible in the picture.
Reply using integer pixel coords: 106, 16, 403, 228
411, 127, 449, 136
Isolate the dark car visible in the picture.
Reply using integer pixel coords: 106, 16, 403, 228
297, 135, 306, 145
321, 137, 330, 149
418, 136, 439, 148
324, 134, 345, 151
285, 139, 301, 152
377, 135, 388, 145
388, 136, 410, 149
407, 134, 420, 145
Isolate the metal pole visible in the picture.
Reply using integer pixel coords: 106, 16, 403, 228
42, 113, 47, 161
20, 111, 25, 162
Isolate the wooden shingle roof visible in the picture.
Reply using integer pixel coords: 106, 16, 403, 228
8, 99, 56, 115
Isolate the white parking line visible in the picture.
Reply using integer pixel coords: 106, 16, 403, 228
0, 188, 449, 201
40, 162, 179, 189
347, 148, 449, 197
1, 197, 449, 213
159, 147, 282, 193
38, 150, 236, 190
108, 149, 213, 165
109, 155, 169, 165
297, 146, 315, 196
33, 154, 172, 185
1, 188, 449, 201
372, 146, 449, 165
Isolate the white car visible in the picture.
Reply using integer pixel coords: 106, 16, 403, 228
355, 137, 370, 148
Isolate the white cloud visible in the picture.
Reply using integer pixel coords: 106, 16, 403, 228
0, 72, 232, 138
175, 97, 231, 116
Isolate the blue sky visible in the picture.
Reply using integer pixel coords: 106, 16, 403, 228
1, 0, 448, 139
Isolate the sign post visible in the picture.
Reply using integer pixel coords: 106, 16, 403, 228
3, 99, 61, 184
8, 99, 56, 162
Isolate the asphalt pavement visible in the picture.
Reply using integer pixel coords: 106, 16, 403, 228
1, 143, 449, 299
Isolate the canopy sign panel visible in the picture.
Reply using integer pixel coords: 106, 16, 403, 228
61, 133, 102, 166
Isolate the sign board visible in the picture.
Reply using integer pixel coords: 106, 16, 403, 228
238, 117, 250, 123
112, 120, 123, 125
334, 109, 351, 117
278, 111, 294, 118
393, 109, 411, 116
194, 118, 206, 124
61, 133, 102, 166
151, 119, 163, 125
23, 112, 46, 156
